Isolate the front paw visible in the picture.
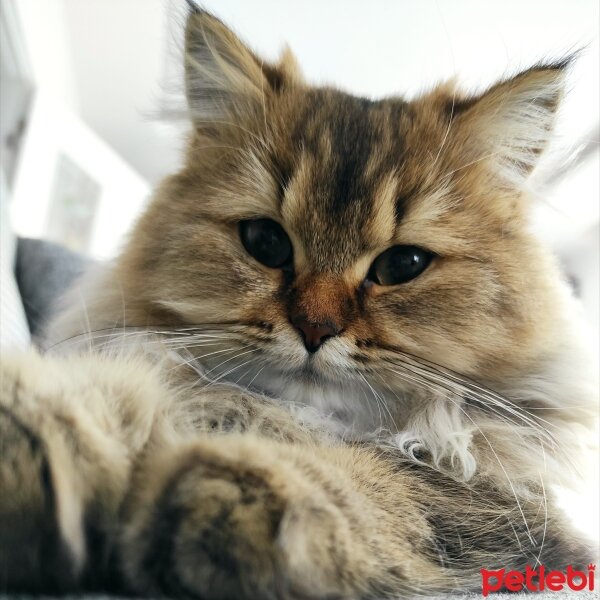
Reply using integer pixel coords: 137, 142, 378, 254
0, 406, 84, 592
122, 436, 361, 599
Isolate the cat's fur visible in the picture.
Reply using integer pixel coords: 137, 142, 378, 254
0, 7, 597, 598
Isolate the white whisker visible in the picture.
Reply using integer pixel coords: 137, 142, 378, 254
382, 364, 535, 546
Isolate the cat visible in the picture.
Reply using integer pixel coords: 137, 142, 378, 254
0, 6, 597, 598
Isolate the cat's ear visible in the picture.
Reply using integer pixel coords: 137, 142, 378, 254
184, 8, 301, 133
451, 59, 571, 186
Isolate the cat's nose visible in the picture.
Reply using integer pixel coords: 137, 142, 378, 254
292, 316, 340, 353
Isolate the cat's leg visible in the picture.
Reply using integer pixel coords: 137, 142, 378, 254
120, 435, 443, 598
0, 349, 168, 591
0, 349, 323, 593
121, 434, 593, 599
2, 351, 590, 597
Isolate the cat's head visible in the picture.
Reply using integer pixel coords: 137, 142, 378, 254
120, 9, 575, 405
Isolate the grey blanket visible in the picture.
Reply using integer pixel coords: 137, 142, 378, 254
14, 237, 90, 339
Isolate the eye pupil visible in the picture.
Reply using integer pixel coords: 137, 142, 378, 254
368, 245, 433, 286
240, 219, 292, 269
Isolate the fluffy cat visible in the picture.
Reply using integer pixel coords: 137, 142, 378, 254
1, 7, 597, 598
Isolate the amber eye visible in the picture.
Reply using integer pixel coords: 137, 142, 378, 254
367, 245, 433, 286
239, 219, 293, 269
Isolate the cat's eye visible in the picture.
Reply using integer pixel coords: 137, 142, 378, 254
239, 219, 293, 269
367, 245, 433, 286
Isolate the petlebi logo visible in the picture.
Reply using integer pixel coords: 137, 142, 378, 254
480, 564, 596, 596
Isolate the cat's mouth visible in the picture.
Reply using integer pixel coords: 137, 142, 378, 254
264, 353, 340, 385
296, 360, 333, 383
182, 323, 361, 390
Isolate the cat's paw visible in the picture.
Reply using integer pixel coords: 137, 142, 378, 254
0, 404, 84, 592
0, 351, 149, 592
122, 436, 361, 599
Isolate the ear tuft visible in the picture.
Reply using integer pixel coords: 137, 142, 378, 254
277, 46, 304, 84
184, 0, 200, 15
185, 10, 266, 124
453, 56, 575, 187
184, 10, 301, 137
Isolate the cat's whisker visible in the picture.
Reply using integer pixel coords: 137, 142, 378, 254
384, 360, 525, 432
170, 343, 255, 374
357, 372, 385, 428
203, 350, 263, 388
381, 364, 536, 546
439, 149, 504, 181
232, 363, 258, 387
46, 324, 241, 352
383, 357, 573, 477
162, 341, 227, 354
70, 287, 95, 354
430, 86, 457, 169
201, 346, 260, 379
49, 329, 141, 353
100, 329, 235, 350
429, 370, 557, 433
167, 333, 243, 347
244, 362, 268, 389
531, 473, 549, 568
365, 371, 401, 431
419, 367, 553, 438
381, 351, 559, 437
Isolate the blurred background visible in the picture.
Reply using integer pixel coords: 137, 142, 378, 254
0, 0, 598, 539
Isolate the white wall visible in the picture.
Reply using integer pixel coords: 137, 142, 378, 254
10, 92, 150, 259
8, 0, 153, 259
63, 0, 182, 185
15, 0, 79, 112
198, 2, 597, 93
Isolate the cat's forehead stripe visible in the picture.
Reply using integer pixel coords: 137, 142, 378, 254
279, 90, 411, 270
291, 91, 409, 214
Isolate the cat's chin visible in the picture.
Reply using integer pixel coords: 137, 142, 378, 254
189, 337, 400, 432
236, 359, 341, 392
222, 357, 398, 435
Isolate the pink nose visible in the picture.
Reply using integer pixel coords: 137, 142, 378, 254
292, 316, 340, 353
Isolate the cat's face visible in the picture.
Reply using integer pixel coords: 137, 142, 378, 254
121, 10, 569, 396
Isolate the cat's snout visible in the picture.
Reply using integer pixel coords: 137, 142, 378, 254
292, 316, 340, 353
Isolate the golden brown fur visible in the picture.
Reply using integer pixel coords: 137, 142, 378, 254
1, 7, 597, 598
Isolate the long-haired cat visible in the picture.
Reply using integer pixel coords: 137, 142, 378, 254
1, 7, 597, 598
